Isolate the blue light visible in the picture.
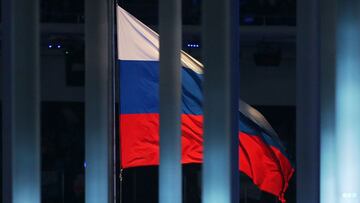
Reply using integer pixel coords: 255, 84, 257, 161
57, 45, 61, 49
244, 16, 255, 24
187, 43, 200, 48
48, 44, 52, 49
84, 162, 87, 168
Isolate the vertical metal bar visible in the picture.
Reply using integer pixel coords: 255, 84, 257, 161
335, 1, 360, 202
202, 0, 240, 202
2, 0, 40, 202
158, 0, 182, 202
296, 0, 320, 202
85, 0, 114, 202
319, 0, 337, 202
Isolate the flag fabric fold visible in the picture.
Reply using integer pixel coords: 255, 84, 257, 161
117, 5, 294, 202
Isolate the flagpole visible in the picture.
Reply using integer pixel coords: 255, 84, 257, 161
115, 2, 122, 203
158, 0, 182, 202
202, 0, 240, 202
2, 0, 40, 202
109, 1, 117, 203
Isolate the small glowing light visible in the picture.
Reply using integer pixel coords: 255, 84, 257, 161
48, 44, 52, 48
187, 43, 200, 48
57, 45, 61, 49
244, 16, 255, 24
342, 192, 357, 199
84, 162, 87, 168
65, 51, 69, 55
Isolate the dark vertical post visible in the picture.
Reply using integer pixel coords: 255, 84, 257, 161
2, 0, 40, 202
319, 0, 337, 202
202, 0, 240, 202
158, 0, 182, 202
85, 0, 115, 202
296, 0, 320, 202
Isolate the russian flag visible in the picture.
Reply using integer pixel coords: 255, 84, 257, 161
117, 5, 294, 202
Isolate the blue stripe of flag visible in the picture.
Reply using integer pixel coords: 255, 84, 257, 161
119, 60, 203, 115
